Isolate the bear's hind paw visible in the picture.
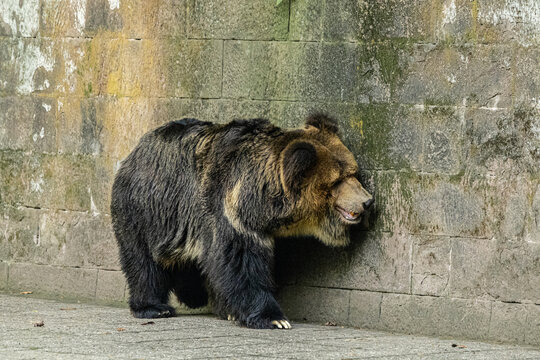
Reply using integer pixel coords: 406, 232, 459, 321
271, 320, 292, 329
131, 304, 176, 319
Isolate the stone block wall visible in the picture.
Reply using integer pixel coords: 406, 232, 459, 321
0, 0, 539, 346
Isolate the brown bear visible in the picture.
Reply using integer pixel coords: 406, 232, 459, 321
110, 114, 373, 329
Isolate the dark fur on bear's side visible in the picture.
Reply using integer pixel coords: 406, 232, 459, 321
111, 115, 373, 329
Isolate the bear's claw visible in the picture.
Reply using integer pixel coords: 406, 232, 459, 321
271, 320, 292, 329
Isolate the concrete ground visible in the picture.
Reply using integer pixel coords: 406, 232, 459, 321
1, 294, 539, 360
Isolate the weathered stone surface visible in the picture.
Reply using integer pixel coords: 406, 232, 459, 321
0, 38, 57, 96
411, 235, 451, 296
450, 238, 540, 303
290, 0, 432, 42
397, 45, 513, 108
278, 286, 350, 325
348, 290, 382, 329
3, 206, 118, 270
0, 0, 40, 37
413, 176, 488, 238
433, 0, 475, 43
188, 0, 289, 40
38, 212, 118, 269
8, 263, 98, 299
477, 0, 540, 46
464, 108, 540, 174
0, 206, 39, 262
514, 47, 540, 108
224, 41, 384, 102
0, 261, 8, 290
159, 39, 223, 98
422, 108, 463, 174
527, 183, 540, 244
0, 151, 111, 213
0, 97, 57, 153
371, 171, 417, 234
380, 294, 491, 340
96, 269, 126, 302
489, 302, 540, 346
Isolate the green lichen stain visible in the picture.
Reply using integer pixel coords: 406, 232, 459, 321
465, 0, 479, 43
347, 105, 394, 169
84, 83, 93, 97
358, 40, 410, 96
359, 0, 394, 41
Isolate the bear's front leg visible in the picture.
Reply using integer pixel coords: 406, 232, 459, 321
205, 222, 291, 329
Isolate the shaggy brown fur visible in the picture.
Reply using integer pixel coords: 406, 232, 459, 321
110, 114, 373, 329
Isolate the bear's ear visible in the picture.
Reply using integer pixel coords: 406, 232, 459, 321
280, 141, 317, 194
305, 113, 339, 134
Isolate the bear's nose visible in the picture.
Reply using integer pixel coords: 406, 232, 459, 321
363, 198, 374, 209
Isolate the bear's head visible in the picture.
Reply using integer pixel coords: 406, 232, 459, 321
275, 114, 373, 246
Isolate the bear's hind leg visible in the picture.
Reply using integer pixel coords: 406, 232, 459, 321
120, 246, 175, 319
170, 264, 209, 309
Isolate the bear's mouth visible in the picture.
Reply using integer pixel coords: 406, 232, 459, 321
335, 206, 362, 223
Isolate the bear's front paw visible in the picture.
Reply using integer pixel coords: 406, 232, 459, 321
246, 316, 292, 329
271, 319, 292, 329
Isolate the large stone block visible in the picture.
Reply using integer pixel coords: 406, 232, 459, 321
0, 151, 110, 213
348, 290, 382, 329
96, 269, 126, 302
57, 96, 155, 162
0, 97, 57, 153
8, 263, 98, 300
413, 175, 488, 238
489, 302, 540, 346
380, 293, 491, 339
188, 0, 289, 40
158, 39, 223, 98
450, 238, 540, 303
432, 0, 475, 43
0, 0, 40, 37
397, 44, 513, 108
411, 235, 451, 296
278, 285, 350, 325
352, 105, 423, 171
154, 0, 187, 38
40, 0, 119, 37
477, 0, 540, 46
41, 212, 118, 269
4, 206, 118, 270
0, 152, 38, 207
0, 205, 40, 262
422, 107, 463, 174
463, 108, 539, 175
57, 97, 106, 156
290, 0, 432, 42
0, 38, 57, 96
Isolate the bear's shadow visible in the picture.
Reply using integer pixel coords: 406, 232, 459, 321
274, 223, 371, 288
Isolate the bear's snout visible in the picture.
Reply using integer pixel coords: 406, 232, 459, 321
332, 177, 373, 223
